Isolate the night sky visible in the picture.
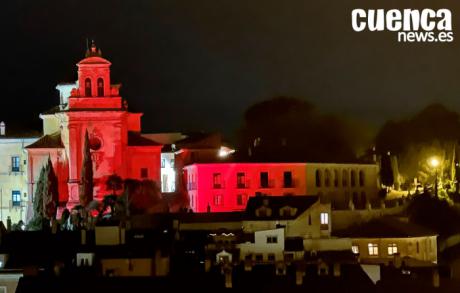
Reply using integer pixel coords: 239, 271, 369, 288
1, 0, 460, 140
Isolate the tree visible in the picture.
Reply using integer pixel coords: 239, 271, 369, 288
238, 96, 368, 162
79, 130, 93, 207
43, 156, 59, 220
380, 153, 394, 187
106, 174, 123, 196
27, 165, 46, 230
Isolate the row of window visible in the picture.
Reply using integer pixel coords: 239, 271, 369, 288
315, 169, 366, 188
84, 78, 105, 97
212, 194, 248, 206
352, 242, 420, 256
212, 171, 294, 189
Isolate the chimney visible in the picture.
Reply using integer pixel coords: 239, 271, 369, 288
0, 121, 5, 136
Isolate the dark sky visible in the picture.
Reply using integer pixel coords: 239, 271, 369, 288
1, 0, 460, 139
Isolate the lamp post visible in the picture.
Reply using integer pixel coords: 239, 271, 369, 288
429, 158, 440, 197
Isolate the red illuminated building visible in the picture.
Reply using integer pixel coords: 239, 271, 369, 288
26, 43, 162, 212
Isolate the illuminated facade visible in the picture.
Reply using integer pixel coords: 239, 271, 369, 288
184, 162, 379, 212
26, 43, 162, 213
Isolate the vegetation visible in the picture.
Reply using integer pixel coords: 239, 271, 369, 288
79, 130, 94, 207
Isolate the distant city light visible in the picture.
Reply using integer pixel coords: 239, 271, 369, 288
218, 146, 235, 158
429, 157, 440, 168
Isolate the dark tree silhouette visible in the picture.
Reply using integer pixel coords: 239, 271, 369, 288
43, 156, 59, 220
106, 174, 123, 196
380, 153, 394, 187
27, 165, 46, 230
238, 96, 366, 162
79, 130, 93, 207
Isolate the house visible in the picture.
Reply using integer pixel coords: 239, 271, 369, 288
334, 217, 438, 267
184, 162, 379, 212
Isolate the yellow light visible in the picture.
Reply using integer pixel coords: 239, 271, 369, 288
429, 157, 440, 168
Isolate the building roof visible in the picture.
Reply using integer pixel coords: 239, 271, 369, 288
25, 132, 64, 149
245, 195, 319, 220
333, 217, 437, 238
175, 132, 222, 149
127, 132, 162, 147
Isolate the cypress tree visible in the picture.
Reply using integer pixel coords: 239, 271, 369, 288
43, 156, 59, 220
27, 165, 46, 230
79, 130, 93, 207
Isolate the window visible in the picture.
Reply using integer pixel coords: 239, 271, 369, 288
260, 172, 269, 188
308, 214, 312, 225
388, 243, 398, 255
85, 78, 92, 97
97, 78, 104, 97
352, 245, 359, 254
140, 168, 148, 178
324, 169, 331, 187
11, 156, 20, 172
213, 173, 222, 188
213, 194, 223, 206
237, 172, 245, 188
266, 236, 278, 244
12, 190, 21, 207
368, 243, 379, 256
416, 242, 420, 254
284, 253, 294, 262
350, 170, 356, 187
334, 170, 339, 187
161, 158, 165, 168
315, 170, 322, 187
245, 254, 252, 261
255, 254, 263, 262
359, 170, 365, 187
283, 171, 293, 188
236, 194, 247, 206
342, 170, 348, 186
267, 254, 275, 261
320, 212, 329, 225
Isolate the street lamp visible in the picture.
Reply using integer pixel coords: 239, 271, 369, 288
429, 157, 440, 197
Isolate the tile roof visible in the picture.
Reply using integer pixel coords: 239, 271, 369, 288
333, 217, 437, 238
25, 131, 64, 149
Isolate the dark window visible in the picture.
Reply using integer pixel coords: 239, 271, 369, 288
11, 156, 20, 172
140, 168, 148, 178
342, 170, 348, 186
237, 172, 245, 188
255, 254, 263, 262
285, 253, 294, 262
283, 171, 293, 188
245, 254, 252, 261
334, 170, 339, 187
237, 194, 247, 206
85, 78, 92, 97
315, 170, 322, 187
260, 172, 269, 188
350, 170, 356, 187
12, 190, 21, 207
359, 170, 365, 186
308, 214, 312, 225
325, 169, 331, 187
213, 173, 222, 188
97, 78, 104, 97
267, 236, 278, 243
268, 254, 275, 261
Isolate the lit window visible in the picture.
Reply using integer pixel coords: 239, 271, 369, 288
12, 190, 21, 207
11, 156, 20, 172
352, 245, 359, 254
368, 243, 379, 256
267, 236, 278, 244
320, 212, 329, 225
213, 194, 223, 206
213, 173, 222, 188
140, 168, 148, 178
388, 243, 398, 255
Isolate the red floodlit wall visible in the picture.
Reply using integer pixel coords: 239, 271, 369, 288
185, 163, 308, 212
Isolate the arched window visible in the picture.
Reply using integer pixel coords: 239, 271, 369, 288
97, 78, 104, 97
350, 170, 356, 187
334, 170, 339, 187
342, 170, 348, 187
85, 78, 92, 97
352, 192, 359, 207
315, 170, 322, 187
324, 169, 331, 187
359, 170, 365, 187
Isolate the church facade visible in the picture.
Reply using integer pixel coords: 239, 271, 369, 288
26, 44, 162, 214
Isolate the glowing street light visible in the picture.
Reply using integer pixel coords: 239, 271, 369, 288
429, 157, 440, 197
